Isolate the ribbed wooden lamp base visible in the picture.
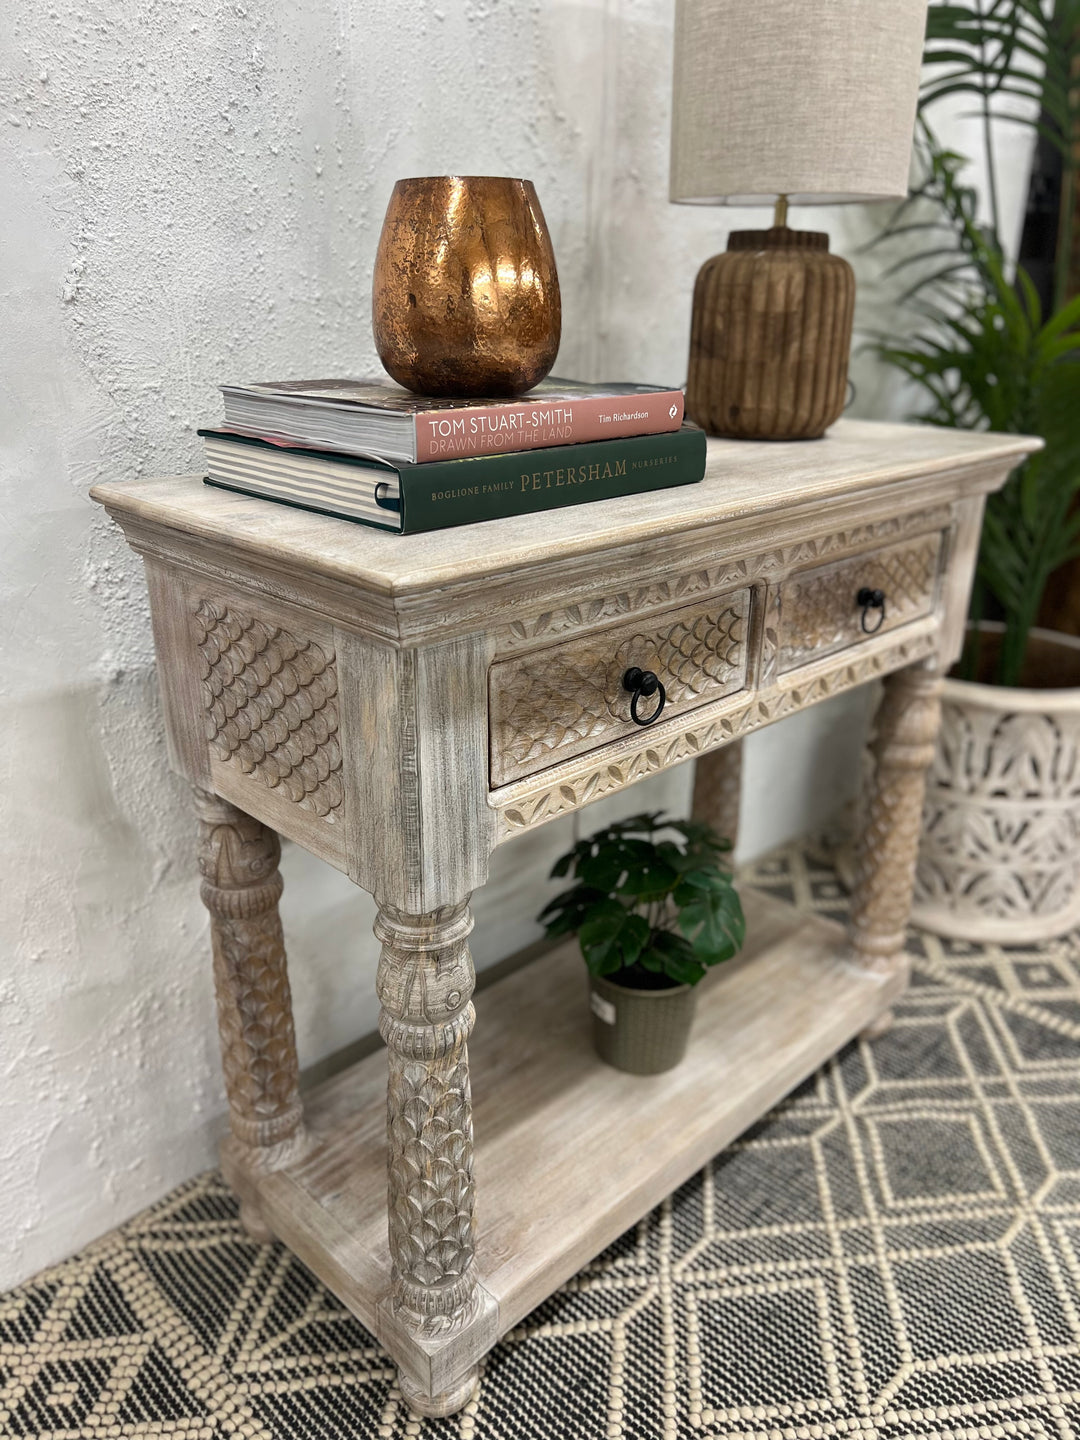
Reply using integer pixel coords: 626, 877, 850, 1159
686, 226, 855, 441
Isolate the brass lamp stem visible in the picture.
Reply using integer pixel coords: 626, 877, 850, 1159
773, 194, 789, 229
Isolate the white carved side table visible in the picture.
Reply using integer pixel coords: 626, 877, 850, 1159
92, 419, 1034, 1417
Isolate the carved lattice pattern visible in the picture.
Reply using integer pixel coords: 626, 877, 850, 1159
915, 694, 1080, 939
490, 595, 749, 784
493, 505, 954, 655
375, 903, 481, 1333
194, 599, 343, 817
387, 1048, 477, 1297
850, 667, 944, 965
195, 788, 303, 1158
496, 631, 939, 834
780, 533, 942, 671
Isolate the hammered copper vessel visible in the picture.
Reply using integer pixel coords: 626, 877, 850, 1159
372, 175, 561, 398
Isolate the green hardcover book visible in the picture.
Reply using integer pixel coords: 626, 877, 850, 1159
198, 426, 706, 535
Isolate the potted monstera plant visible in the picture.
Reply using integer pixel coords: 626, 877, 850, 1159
869, 0, 1080, 941
539, 812, 745, 1074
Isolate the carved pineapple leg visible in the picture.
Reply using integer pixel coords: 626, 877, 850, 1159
194, 787, 305, 1241
374, 900, 499, 1418
850, 663, 944, 1039
692, 738, 743, 848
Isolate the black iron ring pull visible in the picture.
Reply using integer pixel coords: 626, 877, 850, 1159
857, 587, 886, 634
623, 667, 667, 727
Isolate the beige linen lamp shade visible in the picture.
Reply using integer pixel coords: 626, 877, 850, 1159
670, 0, 929, 440
670, 0, 927, 207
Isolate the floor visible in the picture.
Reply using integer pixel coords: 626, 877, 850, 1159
3, 840, 1080, 1439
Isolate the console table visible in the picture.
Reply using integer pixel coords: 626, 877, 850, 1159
92, 419, 1035, 1417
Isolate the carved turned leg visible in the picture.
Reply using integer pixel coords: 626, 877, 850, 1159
194, 787, 305, 1240
374, 900, 498, 1418
692, 738, 743, 848
849, 663, 944, 1038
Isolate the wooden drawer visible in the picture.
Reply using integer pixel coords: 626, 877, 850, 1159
489, 590, 752, 786
778, 530, 944, 673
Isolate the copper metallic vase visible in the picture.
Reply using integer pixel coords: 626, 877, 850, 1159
372, 175, 561, 399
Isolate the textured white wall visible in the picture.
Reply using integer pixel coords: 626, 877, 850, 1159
0, 0, 675, 1291
1, 0, 1033, 1290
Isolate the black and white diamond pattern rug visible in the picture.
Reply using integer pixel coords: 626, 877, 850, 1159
4, 841, 1080, 1439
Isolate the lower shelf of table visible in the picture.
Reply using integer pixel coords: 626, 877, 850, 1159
253, 886, 905, 1351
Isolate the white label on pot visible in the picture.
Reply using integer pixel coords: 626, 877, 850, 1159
590, 991, 616, 1025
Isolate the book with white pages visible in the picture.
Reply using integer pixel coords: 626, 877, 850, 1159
198, 426, 707, 536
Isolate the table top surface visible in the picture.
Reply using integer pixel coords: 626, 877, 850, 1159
91, 419, 1037, 599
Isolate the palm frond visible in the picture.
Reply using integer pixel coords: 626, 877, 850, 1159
868, 61, 1080, 685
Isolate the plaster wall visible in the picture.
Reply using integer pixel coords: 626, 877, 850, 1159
0, 0, 1033, 1289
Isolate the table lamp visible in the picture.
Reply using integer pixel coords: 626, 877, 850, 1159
670, 0, 929, 440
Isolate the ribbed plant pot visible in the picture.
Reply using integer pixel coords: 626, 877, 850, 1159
913, 623, 1080, 943
588, 971, 697, 1075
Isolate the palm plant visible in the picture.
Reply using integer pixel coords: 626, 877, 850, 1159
870, 0, 1080, 685
923, 0, 1080, 311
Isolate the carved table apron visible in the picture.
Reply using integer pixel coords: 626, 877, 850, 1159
92, 418, 1036, 1417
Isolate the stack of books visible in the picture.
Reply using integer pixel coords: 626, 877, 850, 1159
199, 377, 707, 535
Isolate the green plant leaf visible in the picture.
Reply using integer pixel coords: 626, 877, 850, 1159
577, 836, 677, 897
548, 836, 597, 881
674, 873, 745, 964
675, 867, 734, 893
868, 93, 1080, 679
539, 809, 746, 976
637, 946, 665, 974
667, 816, 730, 844
579, 901, 650, 977
601, 811, 666, 836
645, 931, 706, 987
538, 885, 608, 938
1036, 292, 1080, 349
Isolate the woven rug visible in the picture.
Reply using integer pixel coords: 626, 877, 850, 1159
4, 841, 1080, 1439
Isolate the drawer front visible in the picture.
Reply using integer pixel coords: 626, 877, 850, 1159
489, 590, 752, 786
778, 530, 944, 673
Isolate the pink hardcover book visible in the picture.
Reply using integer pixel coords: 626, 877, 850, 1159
220, 377, 685, 465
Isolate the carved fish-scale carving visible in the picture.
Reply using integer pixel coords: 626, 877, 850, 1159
375, 902, 482, 1333
489, 593, 750, 786
497, 630, 939, 834
387, 1051, 477, 1297
493, 506, 954, 655
850, 666, 944, 962
779, 533, 942, 671
194, 599, 343, 818
194, 789, 303, 1157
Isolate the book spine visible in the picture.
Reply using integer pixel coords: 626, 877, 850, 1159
398, 429, 706, 534
411, 390, 685, 463
203, 478, 402, 533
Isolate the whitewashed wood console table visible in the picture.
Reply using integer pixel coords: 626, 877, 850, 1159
92, 419, 1035, 1416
